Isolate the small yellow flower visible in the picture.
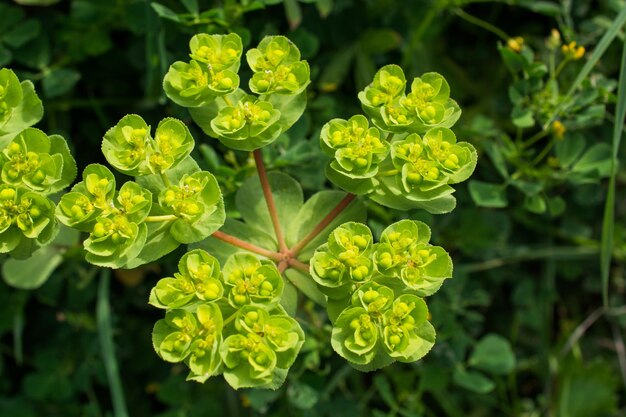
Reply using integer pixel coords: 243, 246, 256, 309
507, 36, 525, 53
562, 41, 585, 60
546, 28, 561, 49
552, 120, 566, 139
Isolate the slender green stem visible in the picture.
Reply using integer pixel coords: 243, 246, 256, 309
288, 193, 356, 257
212, 230, 282, 261
223, 95, 234, 107
522, 129, 550, 149
223, 311, 238, 327
453, 8, 510, 41
253, 149, 288, 252
554, 58, 570, 79
160, 172, 172, 188
378, 169, 400, 177
145, 214, 177, 222
531, 139, 555, 165
97, 269, 129, 417
601, 35, 626, 308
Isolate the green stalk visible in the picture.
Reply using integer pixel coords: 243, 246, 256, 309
601, 36, 626, 307
97, 269, 129, 417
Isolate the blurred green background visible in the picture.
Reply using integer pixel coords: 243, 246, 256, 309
1, 0, 625, 416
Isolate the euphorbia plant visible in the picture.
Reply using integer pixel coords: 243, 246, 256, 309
0, 31, 476, 390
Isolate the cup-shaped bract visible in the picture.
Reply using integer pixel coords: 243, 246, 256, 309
102, 115, 151, 176
0, 184, 57, 256
381, 294, 434, 361
150, 249, 224, 309
189, 33, 243, 72
246, 36, 310, 95
163, 33, 242, 108
150, 118, 195, 174
321, 115, 389, 181
374, 220, 452, 297
222, 253, 284, 308
210, 95, 281, 151
157, 171, 225, 244
358, 65, 407, 110
0, 68, 43, 145
422, 127, 477, 184
221, 306, 304, 389
153, 304, 224, 376
331, 307, 379, 365
84, 213, 148, 268
401, 73, 460, 131
234, 306, 304, 369
351, 281, 395, 314
187, 304, 224, 382
331, 282, 435, 369
56, 164, 116, 232
221, 332, 278, 388
153, 309, 199, 363
1, 128, 76, 194
102, 115, 194, 176
359, 67, 461, 135
164, 61, 240, 108
310, 222, 375, 294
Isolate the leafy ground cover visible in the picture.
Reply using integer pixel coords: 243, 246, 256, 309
0, 0, 625, 416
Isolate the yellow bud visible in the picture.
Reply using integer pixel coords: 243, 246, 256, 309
552, 120, 566, 139
354, 157, 368, 168
389, 334, 401, 346
0, 188, 16, 200
256, 79, 270, 91
507, 37, 524, 53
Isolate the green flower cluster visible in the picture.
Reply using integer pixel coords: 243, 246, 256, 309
163, 33, 242, 108
310, 220, 450, 370
57, 115, 225, 268
0, 69, 76, 258
151, 250, 304, 388
102, 115, 194, 176
0, 68, 43, 147
321, 66, 477, 214
165, 34, 310, 151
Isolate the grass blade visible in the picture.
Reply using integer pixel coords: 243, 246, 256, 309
544, 7, 626, 128
97, 269, 129, 417
601, 37, 626, 307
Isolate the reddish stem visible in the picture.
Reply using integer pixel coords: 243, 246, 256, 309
212, 231, 282, 261
288, 258, 310, 274
288, 193, 356, 257
253, 149, 288, 253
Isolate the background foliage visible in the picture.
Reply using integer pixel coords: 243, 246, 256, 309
1, 0, 625, 416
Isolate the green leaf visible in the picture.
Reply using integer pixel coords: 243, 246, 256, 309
179, 0, 198, 14
287, 381, 319, 410
235, 171, 303, 241
358, 29, 402, 54
511, 106, 535, 128
555, 134, 586, 168
284, 269, 326, 307
469, 334, 516, 375
468, 180, 508, 208
453, 368, 494, 394
42, 68, 81, 98
283, 0, 302, 29
0, 44, 12, 67
571, 143, 613, 177
2, 245, 62, 289
524, 194, 546, 214
3, 19, 40, 48
151, 3, 182, 22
